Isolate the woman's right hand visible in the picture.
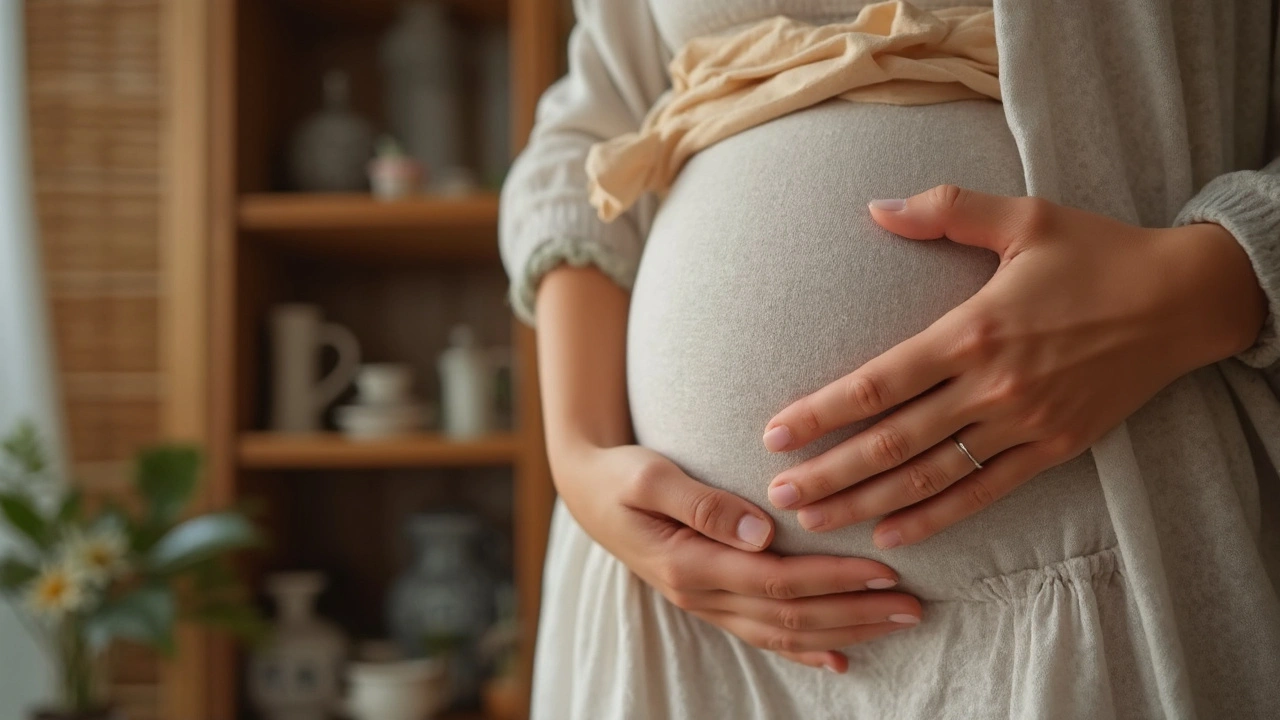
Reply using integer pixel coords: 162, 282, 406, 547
551, 442, 924, 673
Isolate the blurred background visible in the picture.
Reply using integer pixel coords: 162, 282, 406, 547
0, 1, 572, 719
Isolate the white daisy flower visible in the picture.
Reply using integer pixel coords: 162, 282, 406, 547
64, 527, 129, 586
25, 561, 88, 619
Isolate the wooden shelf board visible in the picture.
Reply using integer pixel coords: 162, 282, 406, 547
238, 431, 519, 469
239, 193, 500, 263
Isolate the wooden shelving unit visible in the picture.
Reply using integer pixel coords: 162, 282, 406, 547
238, 432, 520, 469
178, 1, 568, 718
239, 193, 501, 262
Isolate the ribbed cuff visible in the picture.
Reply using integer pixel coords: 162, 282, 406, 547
500, 201, 643, 326
1175, 170, 1280, 368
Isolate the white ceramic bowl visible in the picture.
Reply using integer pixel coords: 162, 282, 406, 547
346, 657, 449, 720
335, 404, 428, 439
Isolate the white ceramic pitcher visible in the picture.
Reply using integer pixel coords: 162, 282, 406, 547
270, 303, 361, 432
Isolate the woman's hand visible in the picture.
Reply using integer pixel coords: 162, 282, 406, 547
551, 441, 923, 672
761, 185, 1268, 547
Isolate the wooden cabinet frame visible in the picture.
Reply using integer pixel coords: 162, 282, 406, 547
160, 1, 562, 717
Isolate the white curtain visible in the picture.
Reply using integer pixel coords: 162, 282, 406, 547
0, 1, 62, 714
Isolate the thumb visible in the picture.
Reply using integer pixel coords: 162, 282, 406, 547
634, 462, 775, 552
868, 184, 1039, 256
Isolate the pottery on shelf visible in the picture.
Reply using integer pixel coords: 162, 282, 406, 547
336, 363, 433, 440
380, 1, 462, 187
356, 363, 415, 405
369, 137, 423, 201
388, 514, 497, 703
437, 325, 494, 439
346, 657, 450, 720
290, 70, 376, 192
249, 572, 348, 720
269, 304, 361, 433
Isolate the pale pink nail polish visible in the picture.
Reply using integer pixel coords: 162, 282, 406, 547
889, 613, 920, 625
875, 530, 902, 549
865, 578, 897, 590
869, 198, 906, 211
736, 515, 770, 548
763, 425, 793, 452
824, 662, 840, 674
768, 483, 799, 508
798, 507, 825, 530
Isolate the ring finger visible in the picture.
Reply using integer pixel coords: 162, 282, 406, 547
794, 424, 1013, 533
769, 381, 972, 509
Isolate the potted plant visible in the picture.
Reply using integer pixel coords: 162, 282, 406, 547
0, 421, 264, 719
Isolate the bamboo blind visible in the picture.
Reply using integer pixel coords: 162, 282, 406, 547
26, 0, 166, 717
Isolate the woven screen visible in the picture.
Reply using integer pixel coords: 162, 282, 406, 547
25, 0, 165, 717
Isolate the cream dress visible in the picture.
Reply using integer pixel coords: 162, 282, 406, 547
500, 1, 1280, 717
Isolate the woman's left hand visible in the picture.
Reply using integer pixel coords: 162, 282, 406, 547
761, 185, 1268, 548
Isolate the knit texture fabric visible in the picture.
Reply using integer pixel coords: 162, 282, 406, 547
1175, 160, 1280, 368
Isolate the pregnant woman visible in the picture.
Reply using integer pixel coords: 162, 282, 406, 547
501, 1, 1280, 717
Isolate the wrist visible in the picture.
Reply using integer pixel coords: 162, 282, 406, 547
544, 430, 628, 498
1159, 222, 1267, 364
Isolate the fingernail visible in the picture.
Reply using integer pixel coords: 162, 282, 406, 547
824, 661, 840, 673
889, 613, 920, 625
736, 515, 770, 548
869, 198, 906, 211
768, 482, 799, 509
763, 425, 793, 452
865, 578, 897, 590
875, 530, 902, 549
797, 507, 825, 530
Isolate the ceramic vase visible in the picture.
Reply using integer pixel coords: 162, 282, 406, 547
249, 573, 348, 720
379, 1, 462, 186
290, 70, 376, 191
437, 325, 494, 439
388, 514, 496, 703
269, 304, 361, 433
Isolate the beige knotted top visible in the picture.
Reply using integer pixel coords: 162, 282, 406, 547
586, 1, 1000, 221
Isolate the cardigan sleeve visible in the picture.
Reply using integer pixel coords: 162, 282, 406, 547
1174, 158, 1280, 369
499, 0, 670, 325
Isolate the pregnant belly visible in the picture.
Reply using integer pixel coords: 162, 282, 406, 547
627, 100, 1114, 599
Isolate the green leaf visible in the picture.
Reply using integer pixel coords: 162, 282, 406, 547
2, 421, 47, 476
135, 446, 201, 525
0, 557, 38, 591
0, 492, 49, 549
56, 489, 83, 526
129, 518, 168, 557
86, 584, 175, 654
144, 512, 259, 575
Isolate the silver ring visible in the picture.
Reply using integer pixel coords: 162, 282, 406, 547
953, 437, 983, 470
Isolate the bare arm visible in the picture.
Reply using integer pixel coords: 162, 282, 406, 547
536, 266, 632, 462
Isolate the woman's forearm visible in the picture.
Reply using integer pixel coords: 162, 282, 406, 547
535, 266, 633, 464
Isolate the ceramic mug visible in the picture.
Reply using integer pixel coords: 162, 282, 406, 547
269, 304, 361, 432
